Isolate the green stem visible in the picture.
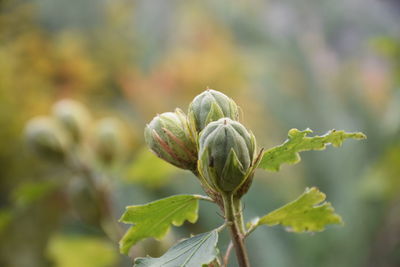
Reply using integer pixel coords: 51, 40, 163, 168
222, 193, 250, 267
233, 197, 246, 235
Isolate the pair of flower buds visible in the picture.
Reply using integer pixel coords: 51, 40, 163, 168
145, 90, 258, 195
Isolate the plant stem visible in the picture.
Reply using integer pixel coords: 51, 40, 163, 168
223, 242, 234, 267
233, 197, 246, 235
222, 193, 250, 267
74, 158, 123, 241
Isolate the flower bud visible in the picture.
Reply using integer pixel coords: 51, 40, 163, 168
93, 117, 128, 165
52, 99, 91, 143
198, 118, 256, 194
188, 89, 239, 134
144, 108, 197, 171
24, 116, 69, 161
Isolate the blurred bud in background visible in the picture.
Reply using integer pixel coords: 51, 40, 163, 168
92, 117, 129, 165
52, 99, 91, 144
24, 116, 70, 162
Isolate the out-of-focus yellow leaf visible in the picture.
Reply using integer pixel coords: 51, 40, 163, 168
47, 234, 118, 267
124, 147, 180, 188
0, 209, 12, 234
361, 145, 400, 200
12, 181, 57, 207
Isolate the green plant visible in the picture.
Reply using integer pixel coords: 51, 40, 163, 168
119, 89, 366, 267
24, 99, 130, 241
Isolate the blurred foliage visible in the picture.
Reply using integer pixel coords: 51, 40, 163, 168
124, 147, 178, 188
0, 210, 12, 234
11, 181, 57, 208
0, 0, 399, 266
47, 235, 118, 267
362, 143, 400, 200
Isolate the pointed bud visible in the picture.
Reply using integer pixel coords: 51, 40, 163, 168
52, 99, 91, 143
198, 118, 256, 194
144, 109, 197, 171
24, 116, 69, 161
188, 89, 239, 135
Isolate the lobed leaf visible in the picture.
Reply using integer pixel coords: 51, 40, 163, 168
249, 187, 342, 233
134, 230, 218, 267
119, 195, 200, 254
258, 128, 366, 171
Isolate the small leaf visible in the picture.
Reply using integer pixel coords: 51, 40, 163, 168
119, 195, 200, 254
134, 230, 218, 267
259, 128, 366, 171
252, 187, 342, 232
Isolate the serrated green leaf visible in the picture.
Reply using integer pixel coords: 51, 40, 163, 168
134, 230, 218, 267
259, 128, 366, 171
119, 195, 199, 254
252, 187, 342, 232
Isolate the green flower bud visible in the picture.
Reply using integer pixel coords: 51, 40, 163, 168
188, 89, 239, 134
93, 117, 128, 165
198, 118, 256, 194
52, 99, 91, 143
144, 108, 197, 171
24, 116, 69, 161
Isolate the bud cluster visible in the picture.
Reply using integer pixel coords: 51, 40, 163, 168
145, 89, 259, 197
24, 99, 130, 165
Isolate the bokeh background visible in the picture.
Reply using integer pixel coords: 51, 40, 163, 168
1, 0, 400, 266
